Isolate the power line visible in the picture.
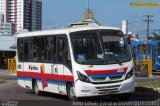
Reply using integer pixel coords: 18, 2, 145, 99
129, 20, 143, 25
88, 0, 90, 11
72, 11, 85, 23
127, 16, 142, 22
143, 15, 154, 39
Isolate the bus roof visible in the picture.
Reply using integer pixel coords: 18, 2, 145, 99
17, 26, 121, 38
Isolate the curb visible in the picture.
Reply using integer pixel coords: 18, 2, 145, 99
135, 76, 160, 83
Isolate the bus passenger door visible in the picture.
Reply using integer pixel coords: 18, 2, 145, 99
23, 38, 32, 87
17, 38, 25, 88
56, 35, 67, 94
55, 64, 64, 93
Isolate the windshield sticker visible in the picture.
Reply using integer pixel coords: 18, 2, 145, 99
77, 54, 86, 61
105, 52, 113, 55
97, 54, 104, 59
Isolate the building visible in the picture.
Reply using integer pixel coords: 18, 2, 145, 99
0, 0, 42, 32
0, 0, 6, 22
0, 22, 14, 36
0, 36, 16, 68
0, 14, 4, 22
31, 0, 42, 31
0, 14, 14, 36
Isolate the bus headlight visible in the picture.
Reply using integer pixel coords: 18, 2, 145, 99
125, 69, 134, 80
77, 71, 91, 83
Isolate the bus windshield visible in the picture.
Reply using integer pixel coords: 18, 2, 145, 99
70, 30, 131, 65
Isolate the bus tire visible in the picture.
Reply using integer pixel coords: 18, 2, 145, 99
67, 84, 78, 101
33, 81, 40, 96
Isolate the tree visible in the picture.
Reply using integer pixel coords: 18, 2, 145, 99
153, 32, 160, 40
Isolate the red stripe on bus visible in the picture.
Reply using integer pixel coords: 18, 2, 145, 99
85, 67, 128, 75
17, 71, 74, 81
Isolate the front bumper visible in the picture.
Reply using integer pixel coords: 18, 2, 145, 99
74, 75, 135, 97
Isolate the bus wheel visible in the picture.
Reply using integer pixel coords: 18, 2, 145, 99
67, 84, 78, 101
33, 81, 39, 95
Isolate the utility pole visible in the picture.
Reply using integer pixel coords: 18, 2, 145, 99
88, 0, 90, 10
143, 15, 154, 40
87, 0, 90, 19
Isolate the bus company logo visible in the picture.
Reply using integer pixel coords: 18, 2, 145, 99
105, 77, 110, 82
29, 65, 38, 70
117, 68, 125, 73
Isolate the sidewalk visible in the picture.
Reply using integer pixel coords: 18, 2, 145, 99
136, 75, 160, 82
0, 69, 17, 80
135, 71, 160, 81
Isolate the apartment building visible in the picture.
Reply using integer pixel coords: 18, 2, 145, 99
0, 0, 42, 32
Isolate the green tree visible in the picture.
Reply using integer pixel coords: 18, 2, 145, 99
153, 32, 160, 40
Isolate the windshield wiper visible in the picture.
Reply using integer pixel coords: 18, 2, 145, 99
111, 54, 122, 66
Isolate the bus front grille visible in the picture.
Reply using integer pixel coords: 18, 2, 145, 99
96, 84, 121, 93
91, 77, 106, 81
90, 75, 124, 83
98, 91, 118, 94
96, 85, 121, 89
109, 75, 123, 81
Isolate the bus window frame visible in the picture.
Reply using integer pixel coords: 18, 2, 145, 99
23, 38, 32, 62
56, 34, 68, 64
17, 38, 24, 62
17, 34, 71, 65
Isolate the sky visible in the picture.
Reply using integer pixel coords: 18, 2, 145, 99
42, 0, 160, 39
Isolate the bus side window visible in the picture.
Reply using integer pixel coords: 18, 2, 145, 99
17, 38, 23, 61
43, 36, 56, 62
43, 36, 48, 61
23, 38, 30, 61
57, 36, 64, 63
29, 38, 33, 61
65, 39, 72, 69
33, 37, 42, 61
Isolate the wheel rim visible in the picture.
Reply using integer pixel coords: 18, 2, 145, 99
70, 87, 75, 98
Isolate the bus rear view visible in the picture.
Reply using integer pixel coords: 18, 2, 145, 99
69, 29, 135, 100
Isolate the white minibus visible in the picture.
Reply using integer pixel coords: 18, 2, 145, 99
17, 25, 135, 101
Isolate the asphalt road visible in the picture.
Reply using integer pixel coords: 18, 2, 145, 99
0, 79, 159, 106
0, 69, 160, 106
